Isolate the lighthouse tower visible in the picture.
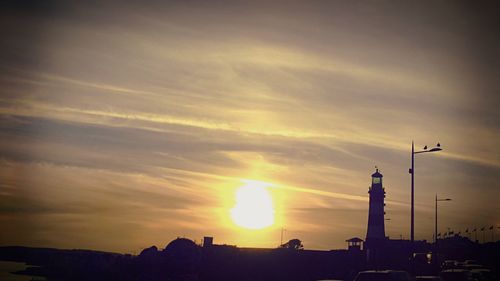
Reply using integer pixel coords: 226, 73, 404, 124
365, 168, 386, 252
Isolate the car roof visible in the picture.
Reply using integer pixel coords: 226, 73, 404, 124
441, 269, 469, 272
359, 270, 408, 274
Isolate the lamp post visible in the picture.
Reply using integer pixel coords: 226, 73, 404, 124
435, 195, 451, 244
409, 141, 442, 244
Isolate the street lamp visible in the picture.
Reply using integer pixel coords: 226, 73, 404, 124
409, 141, 442, 244
435, 195, 451, 244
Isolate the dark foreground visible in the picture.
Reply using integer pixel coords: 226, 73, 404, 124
1, 236, 499, 281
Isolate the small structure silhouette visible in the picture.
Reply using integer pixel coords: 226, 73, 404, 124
346, 237, 363, 252
203, 236, 213, 248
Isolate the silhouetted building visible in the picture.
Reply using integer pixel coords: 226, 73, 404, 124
365, 168, 387, 265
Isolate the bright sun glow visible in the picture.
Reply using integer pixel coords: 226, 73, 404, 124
230, 180, 275, 229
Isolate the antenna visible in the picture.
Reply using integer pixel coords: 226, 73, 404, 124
280, 227, 287, 246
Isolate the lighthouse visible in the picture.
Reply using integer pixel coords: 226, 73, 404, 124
365, 168, 386, 264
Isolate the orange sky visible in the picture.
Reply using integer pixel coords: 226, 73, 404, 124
0, 1, 499, 253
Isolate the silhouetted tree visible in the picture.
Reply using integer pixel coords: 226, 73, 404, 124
139, 246, 158, 258
281, 239, 304, 250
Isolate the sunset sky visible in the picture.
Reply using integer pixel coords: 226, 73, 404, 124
1, 1, 499, 253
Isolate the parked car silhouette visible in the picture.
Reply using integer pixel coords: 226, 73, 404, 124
440, 269, 473, 281
463, 264, 485, 271
354, 270, 413, 281
470, 269, 494, 281
441, 260, 461, 270
416, 276, 443, 281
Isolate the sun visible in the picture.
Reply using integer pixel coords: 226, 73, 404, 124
230, 180, 275, 229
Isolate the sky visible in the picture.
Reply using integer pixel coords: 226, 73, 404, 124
0, 0, 499, 253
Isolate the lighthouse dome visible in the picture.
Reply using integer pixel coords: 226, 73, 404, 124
371, 169, 383, 178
